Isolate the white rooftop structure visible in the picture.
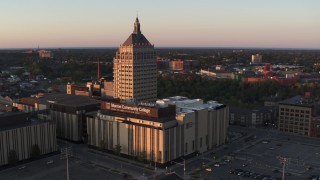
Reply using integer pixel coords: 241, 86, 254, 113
156, 96, 225, 114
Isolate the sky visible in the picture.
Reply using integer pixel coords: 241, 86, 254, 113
0, 0, 320, 49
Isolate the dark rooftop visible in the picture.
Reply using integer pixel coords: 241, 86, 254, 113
0, 112, 51, 131
123, 33, 152, 46
38, 93, 100, 108
0, 118, 52, 131
280, 95, 316, 107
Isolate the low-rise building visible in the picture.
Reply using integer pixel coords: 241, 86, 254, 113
0, 112, 57, 166
278, 95, 320, 137
13, 93, 100, 142
87, 96, 228, 164
47, 94, 100, 142
229, 106, 274, 127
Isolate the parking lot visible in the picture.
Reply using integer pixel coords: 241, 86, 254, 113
0, 155, 124, 180
186, 127, 320, 180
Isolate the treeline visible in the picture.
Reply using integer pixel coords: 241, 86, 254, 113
158, 75, 320, 107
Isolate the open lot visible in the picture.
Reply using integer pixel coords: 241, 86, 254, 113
0, 154, 124, 180
185, 126, 320, 180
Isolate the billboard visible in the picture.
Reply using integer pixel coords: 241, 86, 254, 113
101, 101, 158, 118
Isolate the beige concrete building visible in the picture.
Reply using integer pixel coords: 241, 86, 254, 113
47, 94, 100, 142
38, 50, 53, 58
67, 83, 91, 97
14, 93, 100, 142
278, 95, 320, 137
87, 97, 228, 164
113, 17, 157, 102
0, 112, 57, 166
251, 54, 262, 64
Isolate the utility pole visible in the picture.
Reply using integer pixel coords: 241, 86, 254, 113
61, 145, 72, 180
278, 156, 289, 180
183, 159, 186, 176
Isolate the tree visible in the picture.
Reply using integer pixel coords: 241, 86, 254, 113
99, 140, 107, 150
30, 144, 40, 159
113, 144, 122, 156
8, 150, 18, 165
137, 151, 146, 162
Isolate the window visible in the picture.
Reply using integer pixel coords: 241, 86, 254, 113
200, 137, 202, 148
192, 140, 195, 150
186, 122, 193, 128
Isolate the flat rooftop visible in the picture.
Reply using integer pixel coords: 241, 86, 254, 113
280, 95, 316, 107
0, 112, 51, 131
38, 93, 100, 107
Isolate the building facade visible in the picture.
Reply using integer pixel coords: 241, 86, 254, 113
48, 94, 100, 142
229, 106, 274, 127
87, 97, 228, 164
113, 17, 157, 102
0, 112, 57, 166
14, 93, 100, 142
251, 54, 262, 64
278, 96, 320, 137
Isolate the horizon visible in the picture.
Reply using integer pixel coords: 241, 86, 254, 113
1, 0, 320, 49
1, 46, 320, 51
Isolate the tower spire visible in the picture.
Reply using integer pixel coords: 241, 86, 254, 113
133, 16, 141, 34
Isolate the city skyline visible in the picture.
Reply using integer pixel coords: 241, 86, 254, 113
1, 0, 320, 49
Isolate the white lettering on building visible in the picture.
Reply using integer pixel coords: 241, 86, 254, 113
109, 103, 151, 114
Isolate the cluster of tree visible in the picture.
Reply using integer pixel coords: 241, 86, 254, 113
156, 48, 320, 71
158, 75, 320, 107
7, 144, 40, 165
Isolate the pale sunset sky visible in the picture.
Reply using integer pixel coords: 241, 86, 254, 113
0, 0, 319, 49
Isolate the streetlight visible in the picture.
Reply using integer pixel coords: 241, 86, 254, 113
277, 156, 290, 180
61, 145, 72, 180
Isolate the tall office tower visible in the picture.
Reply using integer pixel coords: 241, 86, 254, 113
113, 17, 157, 102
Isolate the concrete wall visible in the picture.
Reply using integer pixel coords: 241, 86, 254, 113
51, 110, 83, 142
0, 122, 57, 166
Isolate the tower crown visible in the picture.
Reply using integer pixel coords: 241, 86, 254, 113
133, 17, 141, 34
122, 17, 151, 46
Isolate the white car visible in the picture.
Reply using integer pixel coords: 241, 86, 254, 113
206, 168, 212, 172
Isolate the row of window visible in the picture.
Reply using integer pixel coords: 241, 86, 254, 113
280, 108, 310, 114
280, 112, 310, 118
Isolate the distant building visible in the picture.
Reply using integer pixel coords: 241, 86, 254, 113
170, 59, 184, 71
229, 106, 274, 127
113, 17, 157, 102
38, 50, 53, 58
13, 97, 39, 112
87, 96, 228, 165
251, 54, 262, 64
278, 95, 320, 137
200, 69, 233, 79
67, 83, 91, 97
101, 81, 114, 98
156, 58, 170, 70
0, 112, 57, 166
